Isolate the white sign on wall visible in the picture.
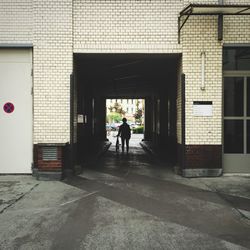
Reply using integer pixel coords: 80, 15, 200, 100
193, 101, 213, 116
77, 114, 84, 123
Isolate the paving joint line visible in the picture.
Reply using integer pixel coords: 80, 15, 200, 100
209, 186, 250, 226
0, 183, 40, 214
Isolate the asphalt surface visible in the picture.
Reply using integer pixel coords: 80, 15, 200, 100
0, 143, 250, 250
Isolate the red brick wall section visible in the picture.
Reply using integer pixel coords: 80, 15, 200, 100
185, 145, 222, 169
35, 146, 62, 171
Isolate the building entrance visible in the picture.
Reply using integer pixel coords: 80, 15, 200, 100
223, 47, 250, 173
73, 54, 181, 168
223, 75, 250, 173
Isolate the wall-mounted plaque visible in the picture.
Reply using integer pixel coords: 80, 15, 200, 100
77, 114, 84, 123
193, 101, 212, 116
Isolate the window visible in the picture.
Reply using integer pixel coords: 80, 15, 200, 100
223, 77, 249, 154
223, 47, 250, 71
247, 78, 250, 116
247, 120, 250, 153
224, 77, 244, 117
224, 120, 244, 153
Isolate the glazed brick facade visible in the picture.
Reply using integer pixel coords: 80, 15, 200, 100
0, 0, 250, 174
74, 0, 182, 53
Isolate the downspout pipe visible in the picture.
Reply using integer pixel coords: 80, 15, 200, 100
218, 0, 224, 41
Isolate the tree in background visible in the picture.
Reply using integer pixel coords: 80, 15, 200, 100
107, 112, 122, 123
133, 100, 143, 125
107, 102, 126, 123
108, 102, 126, 116
133, 109, 143, 125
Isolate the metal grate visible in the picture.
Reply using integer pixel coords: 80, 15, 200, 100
42, 147, 57, 161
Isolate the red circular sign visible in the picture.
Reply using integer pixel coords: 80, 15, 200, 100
3, 102, 15, 114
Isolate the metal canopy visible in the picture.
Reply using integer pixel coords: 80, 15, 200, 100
180, 4, 250, 16
178, 4, 250, 43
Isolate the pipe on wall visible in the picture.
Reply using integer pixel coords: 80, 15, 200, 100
200, 51, 206, 91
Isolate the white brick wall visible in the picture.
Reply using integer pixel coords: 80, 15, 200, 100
181, 16, 223, 145
183, 0, 218, 4
1, 0, 250, 145
181, 13, 250, 145
33, 0, 73, 143
224, 16, 250, 43
0, 0, 32, 44
183, 0, 250, 3
224, 0, 250, 3
74, 0, 182, 53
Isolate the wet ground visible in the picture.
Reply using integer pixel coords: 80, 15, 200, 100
0, 143, 250, 250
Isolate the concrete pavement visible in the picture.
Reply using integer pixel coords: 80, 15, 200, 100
0, 143, 250, 250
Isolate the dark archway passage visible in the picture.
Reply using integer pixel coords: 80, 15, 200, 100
72, 54, 181, 168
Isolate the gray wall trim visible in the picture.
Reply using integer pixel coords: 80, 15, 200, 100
223, 71, 250, 76
223, 43, 250, 47
0, 43, 33, 48
182, 168, 223, 178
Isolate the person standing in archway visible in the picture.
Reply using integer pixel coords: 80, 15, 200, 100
117, 118, 131, 153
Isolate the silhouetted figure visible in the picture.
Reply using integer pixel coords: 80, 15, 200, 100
117, 118, 131, 153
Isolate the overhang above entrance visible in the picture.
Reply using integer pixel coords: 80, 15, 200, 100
178, 4, 250, 43
180, 4, 250, 16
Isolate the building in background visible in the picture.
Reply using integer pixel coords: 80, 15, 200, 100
106, 99, 144, 123
0, 0, 250, 178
